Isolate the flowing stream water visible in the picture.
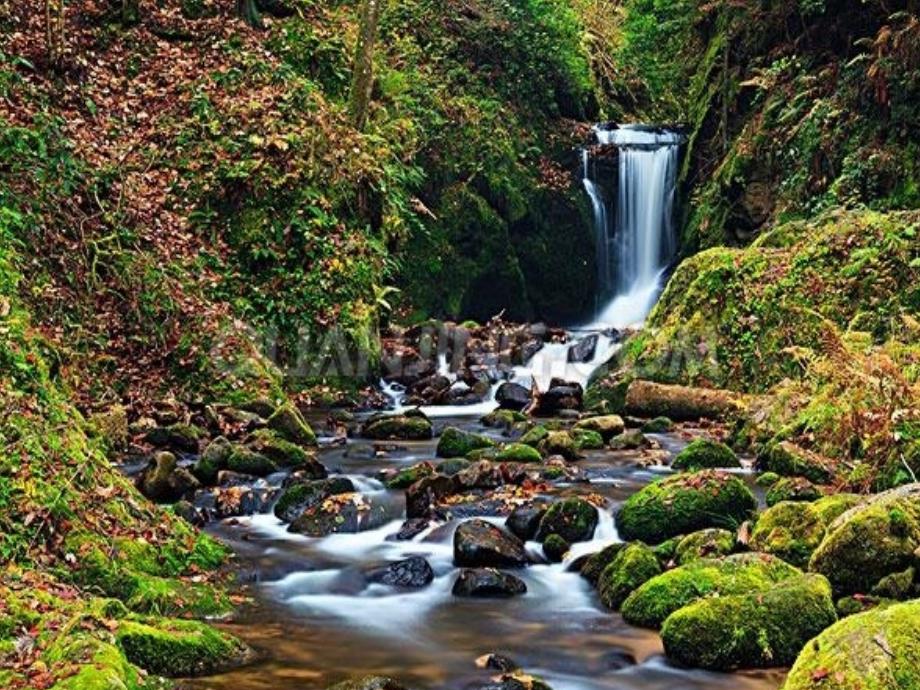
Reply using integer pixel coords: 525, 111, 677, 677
185, 125, 783, 690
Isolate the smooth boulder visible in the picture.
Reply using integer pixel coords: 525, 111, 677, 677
454, 519, 529, 568
671, 438, 739, 471
452, 568, 527, 597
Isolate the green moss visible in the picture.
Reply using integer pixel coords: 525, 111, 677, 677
145, 423, 205, 453
755, 471, 781, 487
542, 533, 569, 562
538, 431, 580, 460
116, 618, 247, 677
436, 426, 496, 458
384, 462, 435, 489
615, 470, 756, 543
749, 494, 862, 568
765, 476, 822, 506
573, 415, 625, 441
572, 428, 604, 451
481, 409, 527, 429
672, 438, 740, 471
580, 543, 626, 585
621, 552, 801, 629
782, 599, 920, 690
362, 415, 434, 441
661, 574, 836, 670
246, 429, 313, 467
759, 442, 835, 484
674, 528, 735, 564
193, 436, 233, 484
519, 425, 550, 447
226, 447, 278, 477
608, 430, 649, 450
597, 542, 661, 610
266, 402, 316, 446
536, 498, 598, 543
641, 417, 673, 433
496, 443, 543, 464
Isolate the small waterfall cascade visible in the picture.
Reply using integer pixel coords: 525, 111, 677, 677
584, 124, 683, 328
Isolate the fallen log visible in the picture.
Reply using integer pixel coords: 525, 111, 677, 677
624, 380, 746, 421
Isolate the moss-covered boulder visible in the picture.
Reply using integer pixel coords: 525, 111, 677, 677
671, 439, 739, 471
267, 402, 317, 446
226, 447, 278, 477
274, 477, 355, 523
597, 542, 661, 610
245, 429, 311, 467
641, 416, 673, 433
535, 497, 598, 543
481, 409, 528, 429
145, 423, 205, 454
192, 436, 233, 485
539, 431, 579, 460
580, 543, 626, 585
758, 441, 835, 483
809, 484, 920, 595
615, 471, 756, 543
519, 425, 550, 447
437, 426, 496, 458
674, 528, 735, 564
362, 415, 434, 441
573, 415, 625, 441
749, 493, 862, 568
496, 443, 543, 463
621, 552, 802, 629
661, 573, 836, 670
608, 430, 649, 450
542, 533, 570, 562
782, 599, 920, 690
765, 476, 822, 506
116, 618, 249, 677
383, 462, 435, 489
572, 428, 605, 451
137, 451, 200, 502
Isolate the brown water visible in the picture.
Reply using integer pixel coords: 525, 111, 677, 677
183, 415, 785, 690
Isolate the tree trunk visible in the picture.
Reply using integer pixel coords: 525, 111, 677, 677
349, 0, 382, 131
624, 380, 747, 421
236, 0, 263, 28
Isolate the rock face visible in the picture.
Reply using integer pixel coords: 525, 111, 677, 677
495, 382, 531, 411
781, 599, 920, 690
437, 427, 496, 458
535, 498, 598, 543
809, 484, 920, 595
597, 542, 661, 610
615, 471, 756, 543
749, 494, 861, 568
621, 552, 801, 629
288, 494, 386, 537
361, 414, 434, 440
661, 573, 836, 671
671, 438, 739, 471
452, 568, 527, 597
454, 519, 529, 568
367, 556, 434, 588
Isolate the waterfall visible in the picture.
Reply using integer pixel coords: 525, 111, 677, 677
585, 125, 683, 328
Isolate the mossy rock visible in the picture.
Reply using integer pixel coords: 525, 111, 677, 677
193, 436, 233, 485
496, 443, 543, 463
621, 552, 802, 629
597, 542, 661, 610
755, 471, 781, 487
226, 447, 278, 477
661, 573, 836, 671
481, 409, 528, 429
671, 439, 739, 471
274, 477, 355, 523
538, 431, 579, 461
536, 497, 598, 543
782, 599, 920, 690
580, 543, 626, 585
871, 566, 915, 600
641, 416, 673, 433
749, 493, 862, 568
116, 618, 249, 677
809, 484, 920, 595
571, 428, 604, 451
608, 430, 649, 450
674, 528, 735, 564
758, 441, 835, 483
542, 533, 570, 562
765, 476, 822, 506
326, 676, 407, 690
436, 426, 495, 458
384, 462, 435, 489
436, 458, 472, 476
519, 425, 550, 447
267, 402, 317, 446
573, 415, 625, 441
145, 423, 205, 454
652, 536, 683, 564
362, 415, 433, 441
615, 470, 756, 543
44, 633, 141, 690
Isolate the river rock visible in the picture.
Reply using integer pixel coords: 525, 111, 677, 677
437, 426, 496, 458
366, 556, 434, 588
809, 483, 920, 595
383, 462, 435, 489
267, 402, 317, 446
542, 534, 570, 562
452, 568, 527, 597
756, 441, 835, 483
567, 334, 598, 363
495, 382, 531, 411
405, 474, 457, 518
361, 414, 434, 441
388, 518, 430, 541
506, 504, 549, 541
782, 599, 920, 690
573, 415, 625, 441
274, 477, 356, 523
538, 431, 579, 461
615, 470, 757, 543
288, 494, 386, 537
226, 447, 278, 477
536, 498, 598, 543
496, 443, 543, 463
532, 379, 583, 416
192, 436, 233, 485
608, 430, 650, 450
764, 476, 822, 506
326, 677, 407, 690
145, 423, 205, 454
671, 438, 739, 471
661, 573, 836, 671
580, 543, 626, 585
454, 519, 529, 568
200, 484, 280, 518
597, 542, 661, 610
137, 451, 200, 502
